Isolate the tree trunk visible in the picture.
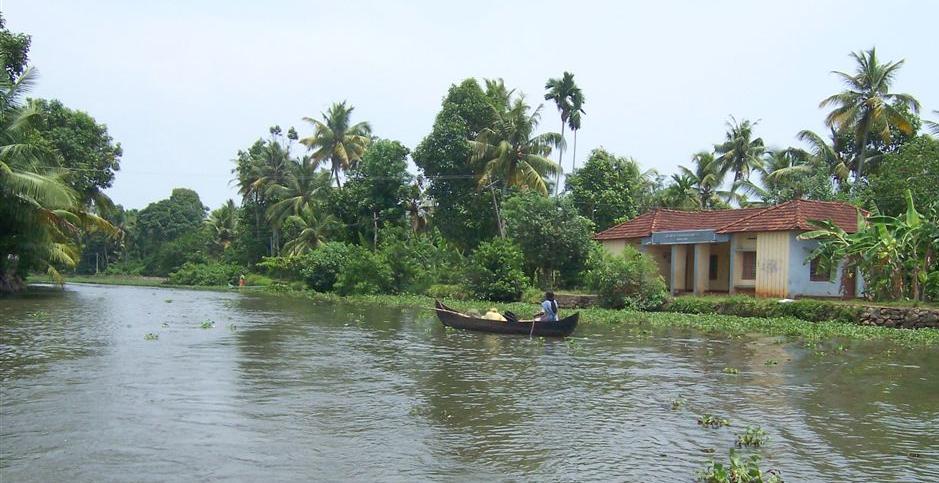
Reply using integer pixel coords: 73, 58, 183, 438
333, 162, 343, 191
572, 128, 578, 172
556, 119, 565, 196
373, 210, 379, 249
491, 187, 505, 238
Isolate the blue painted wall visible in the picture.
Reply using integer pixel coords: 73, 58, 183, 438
787, 232, 845, 297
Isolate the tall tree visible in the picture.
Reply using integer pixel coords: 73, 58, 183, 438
32, 98, 122, 210
797, 129, 852, 191
300, 101, 371, 190
820, 47, 920, 180
678, 151, 727, 209
566, 148, 656, 231
412, 79, 499, 249
568, 101, 585, 171
0, 13, 31, 82
471, 97, 562, 195
658, 174, 702, 210
714, 117, 765, 197
207, 199, 238, 252
1, 67, 115, 290
544, 72, 582, 195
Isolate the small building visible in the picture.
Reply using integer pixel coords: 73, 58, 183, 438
593, 200, 865, 298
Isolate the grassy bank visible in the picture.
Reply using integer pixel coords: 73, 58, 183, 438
62, 274, 169, 287
269, 289, 939, 346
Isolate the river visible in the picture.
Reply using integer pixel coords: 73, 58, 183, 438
1, 284, 937, 481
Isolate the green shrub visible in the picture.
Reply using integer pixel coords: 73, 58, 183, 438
426, 284, 468, 300
585, 245, 668, 310
334, 246, 394, 295
299, 242, 354, 292
168, 262, 244, 286
664, 295, 861, 323
257, 254, 309, 281
465, 238, 529, 302
378, 228, 464, 294
245, 273, 274, 286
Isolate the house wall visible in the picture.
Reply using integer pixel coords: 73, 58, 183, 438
755, 232, 790, 298
645, 245, 672, 286
708, 243, 730, 292
731, 233, 758, 288
788, 233, 846, 297
671, 245, 689, 292
600, 239, 640, 255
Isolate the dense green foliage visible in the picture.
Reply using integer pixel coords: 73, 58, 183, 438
566, 149, 658, 230
503, 191, 594, 287
465, 238, 529, 301
863, 136, 939, 216
696, 449, 782, 483
585, 245, 668, 310
802, 191, 938, 302
168, 262, 244, 286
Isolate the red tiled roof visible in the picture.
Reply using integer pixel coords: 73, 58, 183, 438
593, 207, 764, 240
593, 200, 863, 240
715, 199, 863, 234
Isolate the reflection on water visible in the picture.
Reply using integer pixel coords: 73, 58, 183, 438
1, 284, 937, 481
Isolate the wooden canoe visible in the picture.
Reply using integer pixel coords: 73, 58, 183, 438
434, 300, 578, 337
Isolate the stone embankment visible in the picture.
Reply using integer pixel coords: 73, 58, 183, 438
858, 306, 939, 329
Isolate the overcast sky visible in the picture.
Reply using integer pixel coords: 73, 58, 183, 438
6, 0, 938, 209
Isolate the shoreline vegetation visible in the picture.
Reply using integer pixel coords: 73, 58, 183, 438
49, 275, 939, 345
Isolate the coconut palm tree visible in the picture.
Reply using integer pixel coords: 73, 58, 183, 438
797, 129, 852, 191
678, 152, 727, 209
299, 101, 371, 190
659, 174, 701, 210
820, 47, 921, 179
207, 199, 237, 251
265, 155, 330, 227
544, 72, 582, 195
470, 97, 562, 195
281, 204, 338, 256
1, 67, 115, 291
714, 117, 765, 197
925, 110, 939, 136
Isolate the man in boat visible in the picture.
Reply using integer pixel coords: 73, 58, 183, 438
536, 291, 559, 321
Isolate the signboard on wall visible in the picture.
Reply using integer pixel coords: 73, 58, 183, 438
645, 230, 730, 245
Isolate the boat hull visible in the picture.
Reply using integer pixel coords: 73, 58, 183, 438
434, 300, 578, 337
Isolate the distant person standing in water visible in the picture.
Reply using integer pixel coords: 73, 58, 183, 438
239, 274, 246, 287
538, 291, 559, 321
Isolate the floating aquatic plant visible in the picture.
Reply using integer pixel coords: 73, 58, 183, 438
696, 449, 782, 483
200, 320, 215, 329
164, 299, 173, 303
735, 426, 768, 447
144, 333, 159, 341
764, 359, 779, 366
671, 398, 686, 410
698, 414, 730, 428
722, 367, 739, 375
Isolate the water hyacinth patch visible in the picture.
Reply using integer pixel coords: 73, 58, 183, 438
200, 320, 215, 329
736, 426, 768, 448
144, 333, 159, 341
722, 367, 740, 375
698, 414, 731, 428
696, 449, 783, 483
671, 398, 686, 410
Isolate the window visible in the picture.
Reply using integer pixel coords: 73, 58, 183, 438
810, 257, 832, 282
709, 255, 719, 280
741, 252, 756, 280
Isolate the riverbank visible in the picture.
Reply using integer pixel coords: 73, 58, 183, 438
271, 289, 939, 346
63, 274, 169, 287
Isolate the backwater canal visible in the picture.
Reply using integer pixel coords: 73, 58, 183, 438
1, 284, 937, 481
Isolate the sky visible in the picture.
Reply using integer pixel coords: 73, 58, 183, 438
5, 0, 938, 210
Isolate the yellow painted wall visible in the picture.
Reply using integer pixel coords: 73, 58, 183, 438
600, 239, 640, 255
646, 245, 672, 284
708, 243, 730, 291
672, 245, 688, 292
693, 244, 710, 294
755, 232, 790, 298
